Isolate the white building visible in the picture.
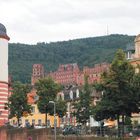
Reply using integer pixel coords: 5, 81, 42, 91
0, 23, 10, 126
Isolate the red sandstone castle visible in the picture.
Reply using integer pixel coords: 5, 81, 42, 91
31, 63, 110, 86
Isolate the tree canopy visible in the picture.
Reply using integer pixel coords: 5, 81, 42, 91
5, 81, 32, 126
55, 98, 67, 118
93, 49, 140, 136
35, 77, 66, 125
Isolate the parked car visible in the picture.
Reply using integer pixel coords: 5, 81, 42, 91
34, 125, 46, 129
62, 125, 79, 135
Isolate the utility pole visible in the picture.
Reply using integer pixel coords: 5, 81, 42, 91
49, 101, 56, 140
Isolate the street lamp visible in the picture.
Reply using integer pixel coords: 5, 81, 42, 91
49, 101, 56, 140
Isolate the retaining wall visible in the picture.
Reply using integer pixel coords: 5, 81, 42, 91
0, 127, 136, 140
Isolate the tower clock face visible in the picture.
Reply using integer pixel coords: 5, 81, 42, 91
0, 38, 8, 82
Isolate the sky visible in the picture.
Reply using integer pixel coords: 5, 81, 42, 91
1, 0, 140, 44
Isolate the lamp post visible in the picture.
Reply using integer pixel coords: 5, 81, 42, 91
49, 101, 56, 140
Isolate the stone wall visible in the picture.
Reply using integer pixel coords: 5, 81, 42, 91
7, 128, 52, 140
0, 127, 136, 140
0, 127, 7, 140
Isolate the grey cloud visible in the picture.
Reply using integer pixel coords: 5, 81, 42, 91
23, 0, 140, 25
1, 0, 140, 43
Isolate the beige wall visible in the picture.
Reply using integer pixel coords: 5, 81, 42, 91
0, 38, 8, 82
10, 104, 60, 127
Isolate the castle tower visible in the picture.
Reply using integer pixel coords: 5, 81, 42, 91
134, 34, 140, 58
31, 64, 45, 86
0, 23, 10, 125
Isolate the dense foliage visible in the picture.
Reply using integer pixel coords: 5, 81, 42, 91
9, 34, 135, 83
35, 77, 66, 125
73, 77, 93, 125
5, 81, 32, 126
93, 49, 140, 136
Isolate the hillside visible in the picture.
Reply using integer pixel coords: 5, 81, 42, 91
9, 34, 135, 83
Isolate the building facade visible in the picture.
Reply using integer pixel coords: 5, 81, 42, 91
126, 34, 140, 71
10, 89, 60, 128
48, 63, 80, 85
0, 23, 10, 126
30, 62, 109, 127
130, 35, 140, 74
31, 63, 109, 86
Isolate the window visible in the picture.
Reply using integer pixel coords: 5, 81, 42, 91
34, 95, 39, 101
32, 119, 35, 125
19, 118, 22, 125
31, 106, 35, 113
47, 120, 50, 126
38, 119, 42, 126
25, 119, 28, 123
61, 118, 64, 123
25, 119, 29, 126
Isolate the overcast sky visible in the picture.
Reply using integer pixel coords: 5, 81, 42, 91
1, 0, 140, 44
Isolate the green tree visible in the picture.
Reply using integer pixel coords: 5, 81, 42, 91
133, 65, 140, 97
56, 98, 67, 118
5, 81, 32, 126
93, 49, 140, 137
73, 76, 92, 125
35, 77, 61, 126
48, 97, 67, 120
